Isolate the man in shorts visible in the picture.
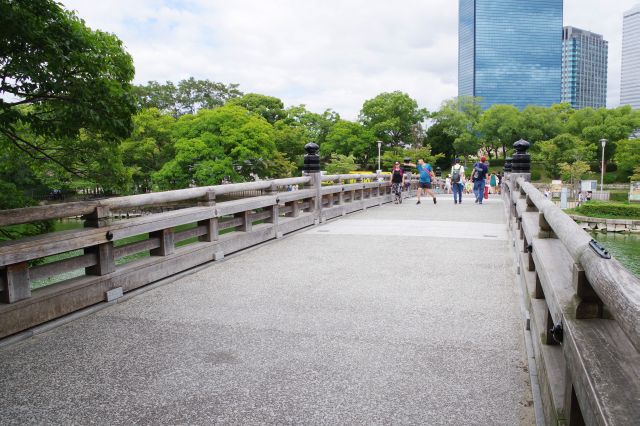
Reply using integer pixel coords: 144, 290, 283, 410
412, 159, 437, 205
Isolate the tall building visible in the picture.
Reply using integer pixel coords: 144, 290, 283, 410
561, 27, 608, 109
621, 5, 640, 109
458, 0, 563, 110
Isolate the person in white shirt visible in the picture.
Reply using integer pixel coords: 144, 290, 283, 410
450, 158, 465, 205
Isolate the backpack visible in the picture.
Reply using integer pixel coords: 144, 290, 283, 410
472, 163, 484, 181
452, 166, 461, 183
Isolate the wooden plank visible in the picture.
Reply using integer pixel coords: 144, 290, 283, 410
0, 207, 214, 267
113, 238, 161, 259
531, 238, 575, 325
563, 318, 640, 425
29, 253, 97, 281
214, 196, 277, 216
251, 210, 273, 222
218, 217, 244, 230
174, 225, 208, 243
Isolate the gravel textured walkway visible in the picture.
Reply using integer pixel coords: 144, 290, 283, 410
0, 195, 533, 425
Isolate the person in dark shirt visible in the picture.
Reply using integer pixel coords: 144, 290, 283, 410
390, 161, 405, 204
471, 156, 489, 204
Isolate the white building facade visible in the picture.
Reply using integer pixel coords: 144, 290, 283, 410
621, 5, 640, 109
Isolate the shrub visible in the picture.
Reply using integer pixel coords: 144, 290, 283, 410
574, 200, 640, 219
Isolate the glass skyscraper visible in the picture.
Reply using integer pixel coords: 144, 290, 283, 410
458, 0, 563, 110
562, 26, 608, 109
621, 5, 640, 110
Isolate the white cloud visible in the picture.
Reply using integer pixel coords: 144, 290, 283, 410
61, 0, 638, 118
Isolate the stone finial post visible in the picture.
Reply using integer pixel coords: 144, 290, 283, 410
504, 157, 513, 173
303, 142, 322, 222
509, 139, 531, 186
511, 139, 531, 173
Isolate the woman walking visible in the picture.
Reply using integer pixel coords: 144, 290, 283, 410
390, 161, 405, 204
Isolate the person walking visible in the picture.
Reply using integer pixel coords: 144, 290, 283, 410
445, 175, 452, 194
450, 158, 465, 205
390, 161, 405, 204
471, 156, 489, 204
410, 159, 437, 205
489, 172, 497, 195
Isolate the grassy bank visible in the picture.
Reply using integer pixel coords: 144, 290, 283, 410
565, 200, 640, 220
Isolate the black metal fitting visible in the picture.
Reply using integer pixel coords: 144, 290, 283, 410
527, 244, 533, 254
589, 239, 611, 259
106, 231, 114, 241
550, 323, 563, 344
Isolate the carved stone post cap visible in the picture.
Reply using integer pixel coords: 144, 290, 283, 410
513, 139, 530, 153
304, 142, 319, 155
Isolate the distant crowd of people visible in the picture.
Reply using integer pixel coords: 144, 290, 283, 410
390, 156, 503, 205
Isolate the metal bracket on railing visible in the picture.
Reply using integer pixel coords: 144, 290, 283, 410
589, 239, 611, 259
106, 231, 113, 241
550, 323, 563, 344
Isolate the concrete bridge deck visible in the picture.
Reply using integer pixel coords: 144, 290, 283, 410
0, 195, 534, 424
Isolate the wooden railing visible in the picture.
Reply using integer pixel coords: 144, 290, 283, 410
0, 174, 392, 340
503, 174, 640, 426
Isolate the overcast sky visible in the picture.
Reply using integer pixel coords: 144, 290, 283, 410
61, 0, 639, 120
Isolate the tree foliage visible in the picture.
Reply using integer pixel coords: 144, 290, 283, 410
325, 154, 359, 175
133, 77, 242, 117
359, 91, 428, 147
152, 106, 278, 189
0, 0, 136, 177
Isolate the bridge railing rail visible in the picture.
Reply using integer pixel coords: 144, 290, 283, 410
0, 173, 392, 340
503, 173, 640, 425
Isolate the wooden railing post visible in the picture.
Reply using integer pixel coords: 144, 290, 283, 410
84, 206, 115, 276
234, 211, 252, 232
572, 263, 604, 319
1, 262, 30, 303
150, 228, 175, 256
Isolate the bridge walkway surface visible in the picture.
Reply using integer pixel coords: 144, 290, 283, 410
0, 195, 534, 425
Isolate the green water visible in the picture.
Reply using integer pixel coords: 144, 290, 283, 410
590, 232, 640, 278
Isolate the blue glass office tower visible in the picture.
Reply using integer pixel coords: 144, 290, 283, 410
458, 0, 563, 110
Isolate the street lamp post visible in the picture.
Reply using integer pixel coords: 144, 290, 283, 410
377, 141, 382, 174
600, 139, 607, 193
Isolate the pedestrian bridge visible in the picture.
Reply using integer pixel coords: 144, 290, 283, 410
0, 173, 638, 425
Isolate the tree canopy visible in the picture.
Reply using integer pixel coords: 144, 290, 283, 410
359, 91, 428, 148
0, 0, 136, 177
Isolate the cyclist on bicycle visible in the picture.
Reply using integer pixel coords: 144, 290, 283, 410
391, 161, 405, 204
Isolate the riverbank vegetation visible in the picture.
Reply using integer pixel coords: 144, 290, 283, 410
566, 201, 640, 220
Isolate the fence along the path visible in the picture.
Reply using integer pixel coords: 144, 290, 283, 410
504, 174, 640, 426
0, 174, 392, 340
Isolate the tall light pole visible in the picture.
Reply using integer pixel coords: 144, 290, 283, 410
600, 139, 607, 192
377, 141, 382, 174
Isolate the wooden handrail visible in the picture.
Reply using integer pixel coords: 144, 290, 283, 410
514, 177, 640, 353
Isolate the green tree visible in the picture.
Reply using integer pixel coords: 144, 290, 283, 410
322, 120, 377, 168
519, 105, 565, 145
153, 106, 278, 189
121, 108, 177, 192
381, 146, 442, 171
476, 104, 521, 158
0, 0, 136, 178
133, 77, 243, 117
559, 161, 591, 187
614, 138, 640, 179
533, 134, 596, 178
359, 91, 428, 147
325, 154, 359, 174
428, 96, 482, 164
227, 93, 286, 124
